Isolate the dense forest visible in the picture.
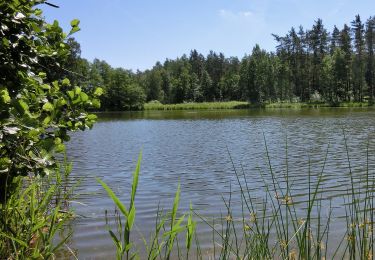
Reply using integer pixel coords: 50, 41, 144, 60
66, 15, 375, 110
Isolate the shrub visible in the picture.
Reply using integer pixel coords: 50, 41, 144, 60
0, 0, 102, 201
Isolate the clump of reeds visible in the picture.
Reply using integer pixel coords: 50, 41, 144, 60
97, 151, 197, 260
0, 158, 76, 259
195, 132, 374, 259
99, 132, 375, 259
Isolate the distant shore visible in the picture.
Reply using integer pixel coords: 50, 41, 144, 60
143, 101, 374, 111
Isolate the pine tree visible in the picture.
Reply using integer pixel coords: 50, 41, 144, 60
330, 25, 340, 55
308, 19, 329, 97
366, 17, 375, 101
298, 26, 310, 101
339, 24, 353, 100
351, 15, 366, 101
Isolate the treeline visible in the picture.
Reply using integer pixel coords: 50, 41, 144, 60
68, 15, 375, 110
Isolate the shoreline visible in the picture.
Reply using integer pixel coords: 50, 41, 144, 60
142, 101, 374, 111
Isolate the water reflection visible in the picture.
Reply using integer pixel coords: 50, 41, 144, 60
65, 108, 375, 258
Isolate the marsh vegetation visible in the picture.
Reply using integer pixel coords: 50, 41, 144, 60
2, 1, 375, 259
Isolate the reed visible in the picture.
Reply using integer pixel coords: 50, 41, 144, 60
98, 151, 197, 260
0, 159, 75, 259
99, 135, 375, 259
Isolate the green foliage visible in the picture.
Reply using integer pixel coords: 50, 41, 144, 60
44, 15, 375, 110
144, 101, 249, 110
125, 15, 375, 107
0, 0, 101, 200
0, 160, 75, 259
78, 60, 146, 111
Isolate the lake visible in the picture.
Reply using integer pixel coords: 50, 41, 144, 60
63, 108, 375, 259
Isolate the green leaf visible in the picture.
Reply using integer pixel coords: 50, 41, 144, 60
80, 92, 89, 102
0, 87, 11, 104
130, 151, 142, 207
128, 206, 136, 230
19, 100, 29, 111
57, 98, 66, 106
88, 114, 97, 121
171, 183, 181, 226
43, 116, 51, 125
53, 20, 59, 27
55, 143, 65, 153
28, 129, 40, 138
96, 178, 129, 217
70, 19, 80, 27
62, 78, 71, 86
67, 90, 74, 99
186, 203, 196, 250
173, 215, 186, 231
125, 243, 133, 252
0, 157, 11, 169
42, 102, 54, 112
74, 87, 81, 95
0, 232, 28, 247
92, 98, 101, 108
94, 87, 104, 96
41, 84, 51, 90
72, 96, 82, 105
16, 99, 29, 114
38, 72, 47, 79
54, 137, 62, 145
34, 8, 43, 16
52, 81, 59, 90
69, 26, 80, 35
108, 230, 122, 251
2, 38, 9, 47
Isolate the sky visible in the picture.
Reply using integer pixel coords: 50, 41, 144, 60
42, 0, 375, 71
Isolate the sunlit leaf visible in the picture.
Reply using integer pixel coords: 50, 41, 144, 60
94, 87, 104, 96
70, 19, 80, 27
42, 102, 54, 112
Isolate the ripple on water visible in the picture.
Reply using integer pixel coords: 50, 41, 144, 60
63, 108, 375, 258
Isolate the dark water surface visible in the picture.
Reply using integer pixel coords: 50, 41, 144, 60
64, 108, 375, 259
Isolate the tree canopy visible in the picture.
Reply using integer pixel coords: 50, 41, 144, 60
0, 0, 102, 200
64, 15, 375, 110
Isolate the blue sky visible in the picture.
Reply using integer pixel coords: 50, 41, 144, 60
42, 0, 374, 71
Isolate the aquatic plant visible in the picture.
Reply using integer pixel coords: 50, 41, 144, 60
0, 160, 76, 259
98, 151, 197, 260
99, 134, 375, 259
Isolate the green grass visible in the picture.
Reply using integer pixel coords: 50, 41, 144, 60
264, 101, 373, 109
144, 100, 374, 111
0, 159, 76, 259
144, 101, 250, 110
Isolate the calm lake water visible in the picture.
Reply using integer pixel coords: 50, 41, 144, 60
63, 108, 375, 259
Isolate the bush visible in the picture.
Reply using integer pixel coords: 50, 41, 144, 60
0, 0, 102, 201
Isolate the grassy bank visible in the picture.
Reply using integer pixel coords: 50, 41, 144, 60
144, 101, 250, 110
264, 101, 373, 108
143, 101, 374, 111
